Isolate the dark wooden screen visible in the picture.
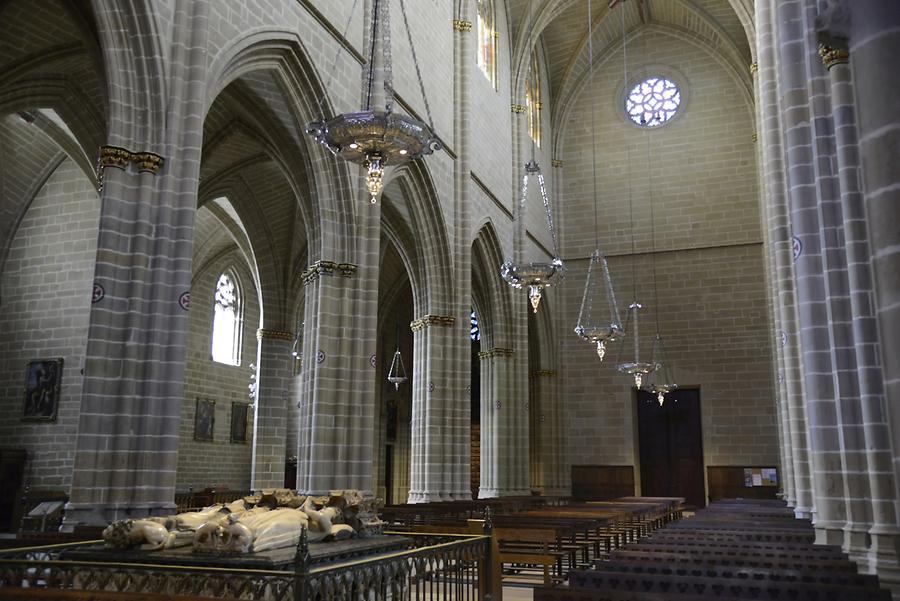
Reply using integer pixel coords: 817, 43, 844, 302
571, 465, 635, 500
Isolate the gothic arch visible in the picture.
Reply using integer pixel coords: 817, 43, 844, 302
205, 28, 356, 263
385, 161, 454, 318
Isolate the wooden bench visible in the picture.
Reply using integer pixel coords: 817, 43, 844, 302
567, 567, 891, 600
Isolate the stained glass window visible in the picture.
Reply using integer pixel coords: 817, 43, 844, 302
476, 0, 497, 87
470, 310, 481, 342
625, 77, 681, 127
212, 271, 242, 365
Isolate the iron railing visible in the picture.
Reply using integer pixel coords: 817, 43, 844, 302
0, 532, 491, 601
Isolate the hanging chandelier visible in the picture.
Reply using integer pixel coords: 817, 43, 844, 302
386, 318, 408, 389
500, 161, 564, 313
573, 0, 622, 361
575, 250, 623, 360
615, 302, 658, 389
645, 334, 677, 405
306, 0, 441, 202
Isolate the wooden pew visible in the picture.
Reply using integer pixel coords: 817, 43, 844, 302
566, 567, 890, 600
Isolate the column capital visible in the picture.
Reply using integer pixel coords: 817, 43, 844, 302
410, 314, 456, 332
98, 146, 165, 173
453, 19, 472, 32
257, 328, 293, 341
511, 104, 527, 114
551, 159, 563, 168
819, 44, 849, 69
302, 260, 357, 285
749, 62, 758, 75
529, 369, 557, 378
478, 347, 515, 359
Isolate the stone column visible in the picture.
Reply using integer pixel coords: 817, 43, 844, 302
805, 2, 874, 554
757, 0, 814, 518
774, 0, 848, 540
754, 52, 797, 506
251, 328, 293, 490
844, 0, 900, 581
407, 316, 462, 502
295, 262, 375, 495
478, 347, 530, 497
450, 5, 475, 502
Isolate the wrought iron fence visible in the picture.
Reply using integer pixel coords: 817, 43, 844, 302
0, 532, 491, 601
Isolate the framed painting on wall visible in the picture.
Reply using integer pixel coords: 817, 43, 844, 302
230, 402, 249, 443
22, 358, 63, 422
194, 398, 215, 441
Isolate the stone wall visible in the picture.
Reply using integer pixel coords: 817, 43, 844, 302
558, 31, 778, 483
176, 250, 260, 492
0, 159, 98, 490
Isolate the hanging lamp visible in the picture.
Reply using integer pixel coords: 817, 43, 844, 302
500, 0, 563, 313
306, 0, 441, 202
500, 161, 565, 313
645, 334, 677, 405
574, 0, 623, 360
612, 0, 657, 389
615, 302, 658, 389
387, 319, 407, 390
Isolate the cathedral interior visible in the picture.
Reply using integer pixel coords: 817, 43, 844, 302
1, 0, 899, 599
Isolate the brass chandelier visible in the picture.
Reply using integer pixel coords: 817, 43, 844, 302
306, 0, 441, 202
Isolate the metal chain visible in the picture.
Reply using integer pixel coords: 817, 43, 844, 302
398, 0, 435, 129
316, 0, 361, 119
536, 170, 561, 259
382, 0, 394, 111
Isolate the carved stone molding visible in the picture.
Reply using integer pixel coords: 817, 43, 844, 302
453, 19, 472, 32
257, 328, 294, 341
98, 146, 166, 174
98, 146, 132, 170
478, 347, 515, 359
132, 151, 165, 174
819, 44, 849, 69
302, 261, 358, 285
410, 314, 456, 332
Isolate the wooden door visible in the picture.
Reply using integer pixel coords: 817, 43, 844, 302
637, 388, 705, 508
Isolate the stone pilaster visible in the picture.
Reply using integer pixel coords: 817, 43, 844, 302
251, 329, 292, 490
529, 370, 566, 495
